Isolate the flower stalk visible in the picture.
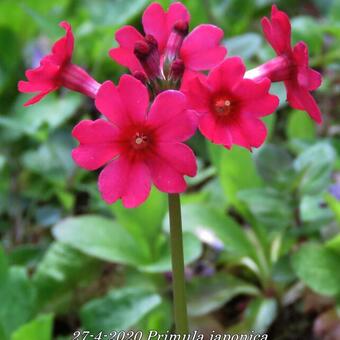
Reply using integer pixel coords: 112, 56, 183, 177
168, 193, 189, 334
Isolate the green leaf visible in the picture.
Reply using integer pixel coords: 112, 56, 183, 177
187, 273, 259, 317
228, 297, 278, 334
139, 233, 202, 273
292, 243, 340, 296
111, 188, 167, 254
80, 287, 162, 333
0, 246, 8, 283
11, 314, 53, 340
294, 142, 336, 195
9, 244, 43, 267
209, 144, 263, 210
0, 267, 36, 337
0, 27, 20, 91
238, 188, 293, 229
270, 82, 286, 108
80, 0, 148, 27
178, 0, 209, 27
326, 233, 340, 254
287, 110, 317, 141
212, 0, 255, 35
300, 195, 333, 223
292, 16, 323, 55
262, 113, 276, 140
138, 300, 172, 333
247, 298, 278, 333
22, 131, 76, 185
254, 144, 293, 185
53, 215, 152, 266
165, 203, 256, 258
33, 242, 100, 308
325, 193, 340, 224
224, 33, 262, 60
329, 0, 340, 22
0, 93, 82, 140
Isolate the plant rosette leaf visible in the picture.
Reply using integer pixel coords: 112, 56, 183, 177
187, 272, 260, 317
53, 215, 152, 266
293, 142, 336, 195
292, 243, 340, 296
53, 215, 202, 273
33, 242, 100, 309
11, 314, 53, 340
80, 286, 162, 333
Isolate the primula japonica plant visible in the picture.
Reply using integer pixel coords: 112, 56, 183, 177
18, 2, 322, 334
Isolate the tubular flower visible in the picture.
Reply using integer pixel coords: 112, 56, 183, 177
109, 2, 226, 90
72, 75, 197, 208
18, 22, 100, 106
245, 5, 322, 123
182, 57, 279, 150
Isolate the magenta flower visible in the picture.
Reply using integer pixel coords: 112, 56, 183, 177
109, 2, 226, 86
245, 5, 322, 123
72, 75, 197, 208
18, 22, 100, 106
183, 57, 279, 150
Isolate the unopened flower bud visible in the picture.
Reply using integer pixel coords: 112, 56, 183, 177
174, 20, 189, 35
134, 40, 151, 60
133, 71, 148, 84
164, 20, 189, 65
170, 58, 185, 82
134, 35, 161, 81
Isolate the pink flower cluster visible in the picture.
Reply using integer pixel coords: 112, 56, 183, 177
19, 3, 323, 208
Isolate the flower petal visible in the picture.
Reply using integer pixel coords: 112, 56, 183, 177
305, 68, 322, 91
180, 69, 207, 91
98, 156, 151, 208
181, 24, 226, 71
293, 42, 322, 91
148, 90, 196, 143
156, 142, 197, 177
181, 75, 211, 114
52, 21, 74, 63
109, 48, 144, 74
142, 3, 167, 51
229, 113, 267, 149
95, 81, 126, 126
286, 81, 322, 124
261, 5, 291, 55
95, 75, 149, 128
72, 119, 120, 171
115, 25, 144, 48
142, 2, 190, 53
146, 151, 188, 193
207, 57, 245, 92
199, 111, 232, 147
109, 26, 144, 73
118, 74, 149, 122
234, 78, 279, 117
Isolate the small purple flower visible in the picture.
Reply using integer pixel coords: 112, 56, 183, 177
329, 183, 340, 200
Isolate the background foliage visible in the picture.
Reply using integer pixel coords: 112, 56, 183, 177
0, 0, 340, 339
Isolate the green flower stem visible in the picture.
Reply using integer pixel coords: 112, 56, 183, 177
168, 193, 189, 334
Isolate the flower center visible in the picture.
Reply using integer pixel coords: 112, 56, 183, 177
131, 132, 149, 150
214, 98, 232, 116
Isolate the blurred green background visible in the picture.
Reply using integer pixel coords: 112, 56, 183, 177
0, 0, 340, 339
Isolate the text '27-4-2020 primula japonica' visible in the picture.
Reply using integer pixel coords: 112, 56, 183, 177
18, 1, 323, 334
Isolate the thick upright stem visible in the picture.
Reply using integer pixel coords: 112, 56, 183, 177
168, 193, 189, 334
